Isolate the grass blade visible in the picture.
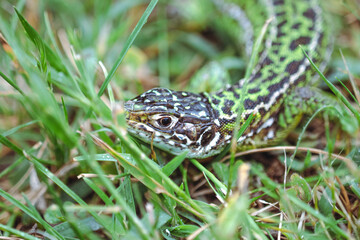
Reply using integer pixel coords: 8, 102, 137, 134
97, 0, 159, 97
0, 223, 40, 240
14, 8, 66, 73
301, 47, 360, 123
0, 188, 65, 240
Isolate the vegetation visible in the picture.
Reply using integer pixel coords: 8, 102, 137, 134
0, 0, 359, 239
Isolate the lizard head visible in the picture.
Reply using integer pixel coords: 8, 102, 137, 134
124, 88, 226, 158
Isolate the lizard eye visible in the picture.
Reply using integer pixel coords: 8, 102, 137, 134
151, 114, 178, 129
158, 117, 172, 127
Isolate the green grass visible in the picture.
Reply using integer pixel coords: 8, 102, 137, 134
0, 0, 360, 239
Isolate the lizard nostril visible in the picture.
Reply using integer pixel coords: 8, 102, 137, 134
124, 100, 134, 111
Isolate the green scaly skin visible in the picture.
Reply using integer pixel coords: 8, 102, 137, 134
124, 0, 331, 158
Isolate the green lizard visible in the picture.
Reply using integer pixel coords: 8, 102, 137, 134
124, 0, 332, 158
